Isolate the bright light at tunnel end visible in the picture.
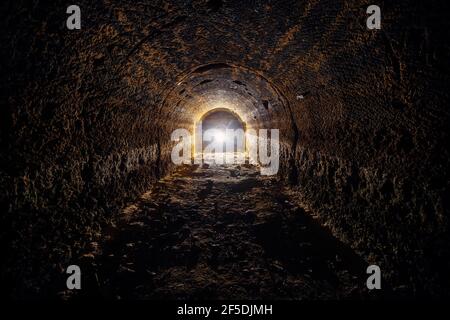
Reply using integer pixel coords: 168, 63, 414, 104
170, 127, 280, 176
213, 130, 226, 144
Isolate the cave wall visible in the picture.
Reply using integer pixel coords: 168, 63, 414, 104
0, 0, 169, 296
1, 0, 449, 297
282, 0, 450, 296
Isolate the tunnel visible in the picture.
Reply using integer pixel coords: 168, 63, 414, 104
0, 0, 450, 302
198, 108, 246, 154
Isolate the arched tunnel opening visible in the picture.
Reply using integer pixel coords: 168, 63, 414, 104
198, 108, 246, 155
1, 0, 450, 305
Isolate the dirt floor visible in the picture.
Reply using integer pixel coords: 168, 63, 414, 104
70, 161, 376, 300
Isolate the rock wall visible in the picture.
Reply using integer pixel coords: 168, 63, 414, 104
284, 0, 450, 296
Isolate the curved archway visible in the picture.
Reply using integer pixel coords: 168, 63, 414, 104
194, 108, 247, 159
159, 62, 295, 140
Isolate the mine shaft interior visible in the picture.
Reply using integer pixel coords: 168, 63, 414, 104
1, 0, 450, 303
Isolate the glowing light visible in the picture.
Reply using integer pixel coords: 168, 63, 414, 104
214, 130, 226, 143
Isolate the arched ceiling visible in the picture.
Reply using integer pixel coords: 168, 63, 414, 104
159, 63, 292, 135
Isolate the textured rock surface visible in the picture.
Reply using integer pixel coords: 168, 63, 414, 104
1, 0, 449, 298
68, 162, 372, 300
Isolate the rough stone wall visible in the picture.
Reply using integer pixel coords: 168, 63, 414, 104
282, 0, 450, 296
0, 0, 168, 297
1, 0, 449, 297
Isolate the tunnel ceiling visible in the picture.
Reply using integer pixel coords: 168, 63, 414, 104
6, 0, 447, 160
160, 63, 291, 134
76, 0, 448, 158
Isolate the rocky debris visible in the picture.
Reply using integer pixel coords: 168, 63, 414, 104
74, 163, 372, 300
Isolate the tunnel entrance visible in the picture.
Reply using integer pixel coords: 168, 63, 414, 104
195, 108, 246, 160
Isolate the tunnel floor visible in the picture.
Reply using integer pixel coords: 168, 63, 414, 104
74, 162, 372, 300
